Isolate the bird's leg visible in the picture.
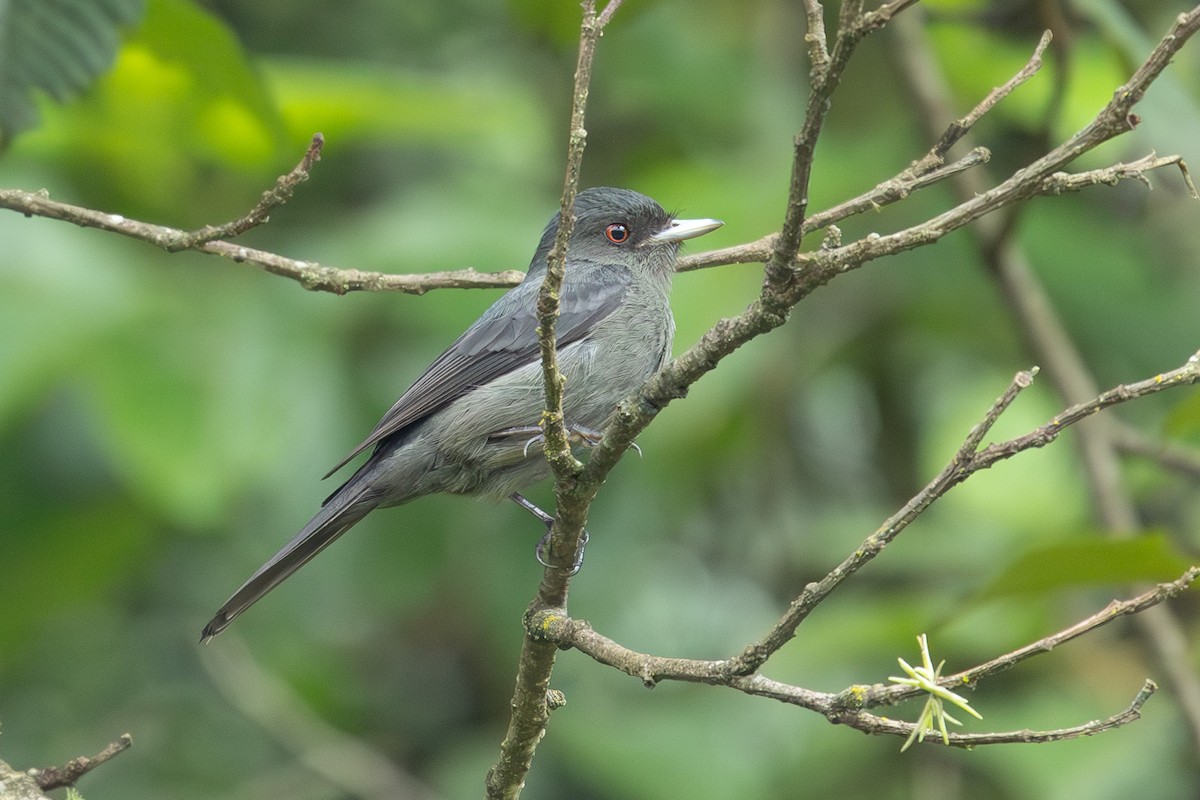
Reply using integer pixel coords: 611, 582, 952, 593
509, 492, 589, 575
489, 424, 640, 458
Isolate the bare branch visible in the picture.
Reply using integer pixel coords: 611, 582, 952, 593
0, 185, 525, 295
525, 344, 1200, 750
535, 569, 1194, 747
890, 6, 1200, 754
909, 30, 1053, 177
168, 133, 327, 249
677, 147, 992, 274
1037, 153, 1197, 197
952, 571, 1200, 688
31, 733, 132, 791
487, 4, 624, 798
826, 679, 1159, 748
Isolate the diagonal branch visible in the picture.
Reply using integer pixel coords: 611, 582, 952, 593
907, 30, 1053, 177
734, 352, 1200, 674
527, 345, 1200, 746
31, 733, 133, 791
167, 132, 327, 250
534, 351, 1199, 681
579, 6, 1200, 494
890, 5, 1200, 753
533, 570, 1194, 746
677, 146, 993, 274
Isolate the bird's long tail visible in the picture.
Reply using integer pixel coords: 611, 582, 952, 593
201, 478, 379, 641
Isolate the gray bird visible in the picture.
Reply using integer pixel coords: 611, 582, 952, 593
201, 187, 721, 640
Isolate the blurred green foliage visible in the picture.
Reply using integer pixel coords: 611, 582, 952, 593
1, 1, 1198, 798
0, 0, 145, 145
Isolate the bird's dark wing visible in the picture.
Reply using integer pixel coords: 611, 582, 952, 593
322, 262, 631, 478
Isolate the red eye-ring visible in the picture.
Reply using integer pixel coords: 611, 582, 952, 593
605, 223, 630, 244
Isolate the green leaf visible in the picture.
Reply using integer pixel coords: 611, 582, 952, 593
0, 0, 145, 145
10, 0, 287, 220
975, 533, 1195, 603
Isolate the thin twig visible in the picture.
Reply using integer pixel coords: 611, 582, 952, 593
0, 137, 526, 295
535, 568, 1192, 746
957, 368, 1039, 459
168, 133, 327, 249
676, 146, 992, 274
890, 5, 1200, 755
908, 30, 1053, 178
822, 679, 1159, 748
951, 571, 1200, 688
32, 733, 133, 790
1037, 153, 1197, 197
848, 568, 1200, 712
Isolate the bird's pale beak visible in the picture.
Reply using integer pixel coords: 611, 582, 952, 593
649, 217, 724, 244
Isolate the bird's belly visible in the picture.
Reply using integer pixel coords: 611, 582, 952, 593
408, 336, 665, 498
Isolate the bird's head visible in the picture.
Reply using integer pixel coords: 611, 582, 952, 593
529, 187, 722, 277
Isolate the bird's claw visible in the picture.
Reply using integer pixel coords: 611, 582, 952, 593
489, 423, 641, 458
523, 434, 543, 459
510, 492, 589, 575
536, 528, 590, 575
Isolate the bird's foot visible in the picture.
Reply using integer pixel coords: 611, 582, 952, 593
536, 528, 589, 575
510, 492, 589, 575
489, 423, 640, 458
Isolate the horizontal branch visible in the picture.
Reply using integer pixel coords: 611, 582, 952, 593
0, 134, 527, 296
532, 570, 1193, 746
823, 679, 1158, 748
1038, 153, 1197, 198
0, 187, 525, 294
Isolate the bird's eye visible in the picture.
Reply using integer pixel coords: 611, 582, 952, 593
605, 223, 630, 244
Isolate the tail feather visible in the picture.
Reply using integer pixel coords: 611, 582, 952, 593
201, 483, 378, 641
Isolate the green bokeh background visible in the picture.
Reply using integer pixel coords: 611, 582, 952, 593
2, 1, 1199, 798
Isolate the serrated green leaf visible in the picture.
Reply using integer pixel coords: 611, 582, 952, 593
0, 0, 145, 144
975, 533, 1195, 603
